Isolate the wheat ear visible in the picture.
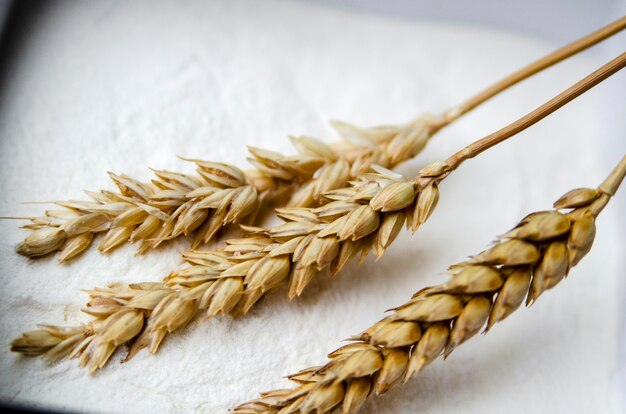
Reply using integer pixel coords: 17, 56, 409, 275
10, 53, 624, 372
232, 155, 626, 414
14, 17, 626, 261
14, 116, 435, 262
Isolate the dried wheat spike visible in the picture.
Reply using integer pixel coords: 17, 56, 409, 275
230, 155, 625, 414
16, 115, 439, 261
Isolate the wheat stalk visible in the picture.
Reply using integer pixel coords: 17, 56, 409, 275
10, 53, 624, 372
14, 17, 626, 261
232, 155, 626, 414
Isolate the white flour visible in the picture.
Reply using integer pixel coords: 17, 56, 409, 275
0, 1, 623, 413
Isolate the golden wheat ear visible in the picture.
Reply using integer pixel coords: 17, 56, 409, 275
232, 155, 625, 414
11, 106, 440, 262
12, 17, 625, 262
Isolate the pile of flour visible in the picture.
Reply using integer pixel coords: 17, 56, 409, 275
0, 1, 623, 413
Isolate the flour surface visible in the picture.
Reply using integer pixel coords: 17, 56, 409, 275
0, 1, 623, 413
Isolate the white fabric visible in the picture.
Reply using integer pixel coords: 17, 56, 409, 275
0, 1, 623, 413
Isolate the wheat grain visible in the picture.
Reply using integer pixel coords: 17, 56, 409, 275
14, 17, 626, 261
231, 155, 626, 414
9, 53, 625, 371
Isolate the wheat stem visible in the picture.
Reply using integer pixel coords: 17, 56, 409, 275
599, 154, 626, 195
442, 52, 626, 174
233, 155, 625, 414
434, 15, 626, 129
